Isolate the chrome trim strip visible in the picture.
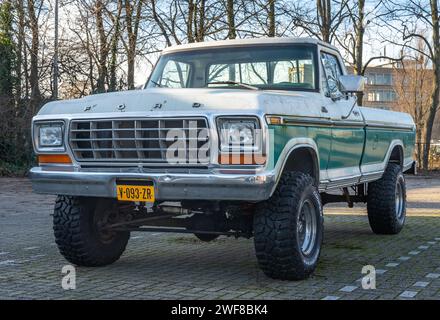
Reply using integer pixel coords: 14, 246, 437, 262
365, 123, 415, 131
268, 115, 415, 131
281, 116, 364, 128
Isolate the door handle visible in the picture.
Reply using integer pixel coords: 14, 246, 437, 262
321, 106, 329, 113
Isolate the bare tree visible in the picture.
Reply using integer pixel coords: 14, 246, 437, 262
291, 0, 350, 43
226, 0, 236, 39
122, 0, 144, 89
335, 0, 398, 105
393, 51, 432, 166
27, 0, 42, 113
379, 0, 440, 169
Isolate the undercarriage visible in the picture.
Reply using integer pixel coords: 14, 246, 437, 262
99, 200, 256, 240
96, 183, 369, 240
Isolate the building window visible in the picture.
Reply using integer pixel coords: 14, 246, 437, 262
367, 89, 397, 102
366, 72, 393, 85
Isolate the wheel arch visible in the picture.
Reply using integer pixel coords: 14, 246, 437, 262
273, 139, 320, 189
386, 140, 404, 168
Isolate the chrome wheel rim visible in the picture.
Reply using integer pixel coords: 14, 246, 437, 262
395, 178, 404, 220
298, 199, 318, 256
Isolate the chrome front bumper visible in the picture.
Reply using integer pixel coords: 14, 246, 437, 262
29, 167, 276, 201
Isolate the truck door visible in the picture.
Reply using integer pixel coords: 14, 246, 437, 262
320, 51, 365, 186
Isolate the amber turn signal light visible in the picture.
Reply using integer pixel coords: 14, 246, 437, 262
266, 116, 282, 125
38, 154, 72, 165
218, 154, 266, 165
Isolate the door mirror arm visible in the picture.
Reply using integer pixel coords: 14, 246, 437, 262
341, 99, 358, 120
337, 74, 365, 119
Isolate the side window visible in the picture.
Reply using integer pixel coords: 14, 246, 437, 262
320, 52, 343, 97
160, 60, 191, 88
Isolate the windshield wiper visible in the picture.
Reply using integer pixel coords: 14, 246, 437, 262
149, 80, 165, 88
206, 81, 260, 91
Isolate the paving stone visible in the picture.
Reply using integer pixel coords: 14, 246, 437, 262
398, 256, 411, 261
1, 177, 440, 300
322, 296, 340, 300
339, 286, 358, 293
386, 263, 400, 267
399, 291, 418, 298
413, 281, 430, 288
375, 269, 388, 275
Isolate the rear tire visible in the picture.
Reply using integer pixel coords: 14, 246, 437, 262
253, 172, 323, 280
367, 163, 406, 235
53, 196, 130, 267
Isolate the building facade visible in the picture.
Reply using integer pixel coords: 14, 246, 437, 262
347, 64, 440, 141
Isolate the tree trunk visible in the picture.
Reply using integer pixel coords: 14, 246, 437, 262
150, 0, 172, 46
0, 0, 14, 97
226, 0, 236, 39
125, 0, 134, 90
197, 0, 206, 42
317, 0, 331, 43
27, 0, 41, 114
354, 0, 365, 106
187, 0, 195, 43
422, 0, 440, 170
109, 1, 122, 92
15, 0, 25, 103
268, 0, 276, 37
96, 0, 108, 93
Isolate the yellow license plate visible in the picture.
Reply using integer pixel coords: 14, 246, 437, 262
116, 185, 155, 202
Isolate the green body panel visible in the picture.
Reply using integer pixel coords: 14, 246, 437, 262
268, 124, 331, 171
362, 128, 416, 166
327, 127, 364, 170
268, 122, 415, 180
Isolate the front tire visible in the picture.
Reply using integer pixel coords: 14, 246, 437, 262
367, 163, 406, 235
53, 196, 130, 267
253, 172, 323, 280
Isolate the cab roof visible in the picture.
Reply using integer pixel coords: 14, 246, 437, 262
162, 37, 339, 54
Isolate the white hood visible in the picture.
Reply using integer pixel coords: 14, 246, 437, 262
37, 88, 323, 118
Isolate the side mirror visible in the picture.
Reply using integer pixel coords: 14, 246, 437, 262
338, 75, 366, 94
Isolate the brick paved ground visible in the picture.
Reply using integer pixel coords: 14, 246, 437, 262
0, 176, 439, 300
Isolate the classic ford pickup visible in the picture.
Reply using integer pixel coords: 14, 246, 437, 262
30, 38, 416, 280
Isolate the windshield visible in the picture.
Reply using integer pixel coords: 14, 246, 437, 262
147, 45, 318, 91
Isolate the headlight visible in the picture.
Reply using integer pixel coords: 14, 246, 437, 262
34, 122, 65, 151
217, 117, 261, 152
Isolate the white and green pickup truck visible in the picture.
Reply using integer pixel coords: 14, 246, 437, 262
30, 38, 416, 280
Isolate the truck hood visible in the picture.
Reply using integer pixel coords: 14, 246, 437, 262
37, 88, 322, 118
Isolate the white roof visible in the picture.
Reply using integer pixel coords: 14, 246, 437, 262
162, 37, 338, 54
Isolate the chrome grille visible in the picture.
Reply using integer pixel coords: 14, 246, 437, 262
69, 118, 209, 164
